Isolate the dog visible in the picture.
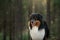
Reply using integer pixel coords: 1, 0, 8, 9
28, 13, 49, 40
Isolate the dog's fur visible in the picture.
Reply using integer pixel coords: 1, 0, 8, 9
28, 14, 49, 40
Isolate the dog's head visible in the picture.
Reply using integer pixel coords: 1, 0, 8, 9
28, 14, 44, 30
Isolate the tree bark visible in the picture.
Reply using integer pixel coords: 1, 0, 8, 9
3, 11, 7, 40
46, 0, 51, 27
28, 0, 33, 17
9, 0, 24, 40
3, 0, 8, 40
57, 7, 60, 40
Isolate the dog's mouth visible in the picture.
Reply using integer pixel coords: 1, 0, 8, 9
30, 20, 40, 27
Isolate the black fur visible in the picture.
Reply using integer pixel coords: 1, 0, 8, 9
29, 14, 49, 40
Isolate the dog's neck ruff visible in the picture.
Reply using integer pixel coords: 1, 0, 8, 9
29, 26, 45, 40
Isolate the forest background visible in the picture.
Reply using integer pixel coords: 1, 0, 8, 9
0, 0, 60, 40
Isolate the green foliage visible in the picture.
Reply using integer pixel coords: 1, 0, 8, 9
54, 0, 60, 7
22, 32, 28, 40
0, 32, 3, 40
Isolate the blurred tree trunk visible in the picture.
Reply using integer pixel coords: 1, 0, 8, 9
57, 3, 60, 40
9, 9, 12, 40
54, 6, 60, 40
15, 0, 24, 40
9, 0, 16, 40
3, 0, 8, 40
57, 8, 60, 40
46, 0, 51, 27
35, 0, 44, 14
51, 8, 56, 24
15, 2, 22, 40
51, 0, 57, 24
9, 8, 16, 40
53, 0, 60, 40
9, 0, 23, 40
28, 0, 32, 17
3, 10, 7, 40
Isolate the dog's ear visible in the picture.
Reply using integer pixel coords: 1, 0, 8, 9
28, 21, 30, 27
28, 21, 32, 29
28, 21, 30, 29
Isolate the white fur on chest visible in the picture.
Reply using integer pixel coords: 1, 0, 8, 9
29, 26, 45, 40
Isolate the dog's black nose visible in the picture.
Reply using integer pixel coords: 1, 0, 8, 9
31, 19, 35, 23
31, 21, 33, 23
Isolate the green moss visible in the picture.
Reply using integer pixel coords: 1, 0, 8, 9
0, 32, 3, 40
